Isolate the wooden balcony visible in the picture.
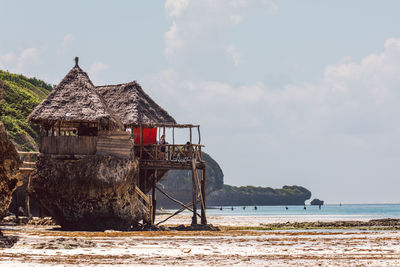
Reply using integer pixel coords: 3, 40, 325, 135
135, 144, 206, 170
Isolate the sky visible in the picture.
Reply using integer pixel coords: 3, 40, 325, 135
1, 0, 400, 203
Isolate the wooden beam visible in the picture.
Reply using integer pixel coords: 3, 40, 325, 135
201, 168, 207, 225
156, 199, 197, 226
194, 167, 206, 224
135, 185, 150, 206
197, 126, 201, 145
191, 157, 198, 225
151, 171, 157, 225
155, 185, 200, 217
25, 174, 32, 218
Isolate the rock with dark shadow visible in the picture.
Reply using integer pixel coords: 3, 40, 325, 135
0, 122, 22, 221
310, 198, 324, 206
32, 155, 148, 230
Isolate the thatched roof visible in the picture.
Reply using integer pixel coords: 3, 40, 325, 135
96, 81, 177, 127
28, 65, 122, 129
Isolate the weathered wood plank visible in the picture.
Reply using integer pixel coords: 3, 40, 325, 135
40, 136, 97, 155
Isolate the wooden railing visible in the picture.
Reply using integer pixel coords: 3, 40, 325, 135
134, 144, 204, 162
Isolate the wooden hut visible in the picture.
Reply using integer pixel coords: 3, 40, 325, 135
28, 59, 132, 158
28, 58, 207, 226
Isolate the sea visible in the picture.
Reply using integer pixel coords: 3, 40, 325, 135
199, 204, 400, 221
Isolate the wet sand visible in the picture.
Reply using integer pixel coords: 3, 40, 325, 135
1, 215, 400, 266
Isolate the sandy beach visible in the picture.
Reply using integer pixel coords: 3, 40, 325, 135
1, 215, 400, 266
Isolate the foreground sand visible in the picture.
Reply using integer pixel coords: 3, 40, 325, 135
1, 215, 400, 266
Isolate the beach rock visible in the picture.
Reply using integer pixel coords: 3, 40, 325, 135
0, 122, 22, 221
32, 155, 148, 230
310, 198, 324, 206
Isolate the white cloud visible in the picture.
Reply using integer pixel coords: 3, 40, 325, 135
62, 33, 75, 46
0, 52, 15, 69
88, 62, 110, 85
164, 22, 183, 58
16, 48, 39, 73
63, 33, 74, 43
163, 0, 277, 75
165, 0, 189, 17
225, 44, 241, 66
148, 37, 400, 139
230, 14, 242, 24
0, 48, 41, 75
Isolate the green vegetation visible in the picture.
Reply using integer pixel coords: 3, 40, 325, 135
0, 70, 52, 151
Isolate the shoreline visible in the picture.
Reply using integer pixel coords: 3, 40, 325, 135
2, 216, 400, 266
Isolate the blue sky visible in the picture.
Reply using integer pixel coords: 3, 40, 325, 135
2, 0, 400, 203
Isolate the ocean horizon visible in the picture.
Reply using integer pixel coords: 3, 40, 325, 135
168, 204, 400, 221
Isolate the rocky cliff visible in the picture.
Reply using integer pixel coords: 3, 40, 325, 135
0, 120, 22, 220
32, 155, 147, 230
156, 151, 312, 207
207, 185, 312, 206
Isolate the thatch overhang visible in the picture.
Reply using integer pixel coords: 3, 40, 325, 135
28, 65, 123, 129
96, 81, 177, 128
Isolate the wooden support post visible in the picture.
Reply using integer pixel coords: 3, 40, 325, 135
197, 126, 201, 144
172, 127, 175, 159
190, 127, 192, 144
201, 168, 207, 225
191, 159, 198, 225
25, 174, 32, 218
151, 171, 157, 225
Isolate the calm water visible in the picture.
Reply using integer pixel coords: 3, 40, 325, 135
200, 204, 400, 219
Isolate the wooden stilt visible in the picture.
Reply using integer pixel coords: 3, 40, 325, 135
201, 168, 207, 225
191, 158, 198, 225
25, 174, 32, 218
151, 171, 157, 225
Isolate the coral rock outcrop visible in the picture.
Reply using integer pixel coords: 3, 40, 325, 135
32, 155, 148, 230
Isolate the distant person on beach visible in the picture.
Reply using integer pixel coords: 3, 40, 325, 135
254, 206, 257, 210
231, 206, 234, 210
304, 205, 306, 210
285, 206, 288, 210
243, 206, 246, 210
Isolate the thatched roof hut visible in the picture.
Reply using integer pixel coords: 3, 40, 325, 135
96, 81, 176, 128
28, 64, 122, 129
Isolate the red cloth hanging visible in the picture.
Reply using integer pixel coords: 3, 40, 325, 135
133, 128, 157, 145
